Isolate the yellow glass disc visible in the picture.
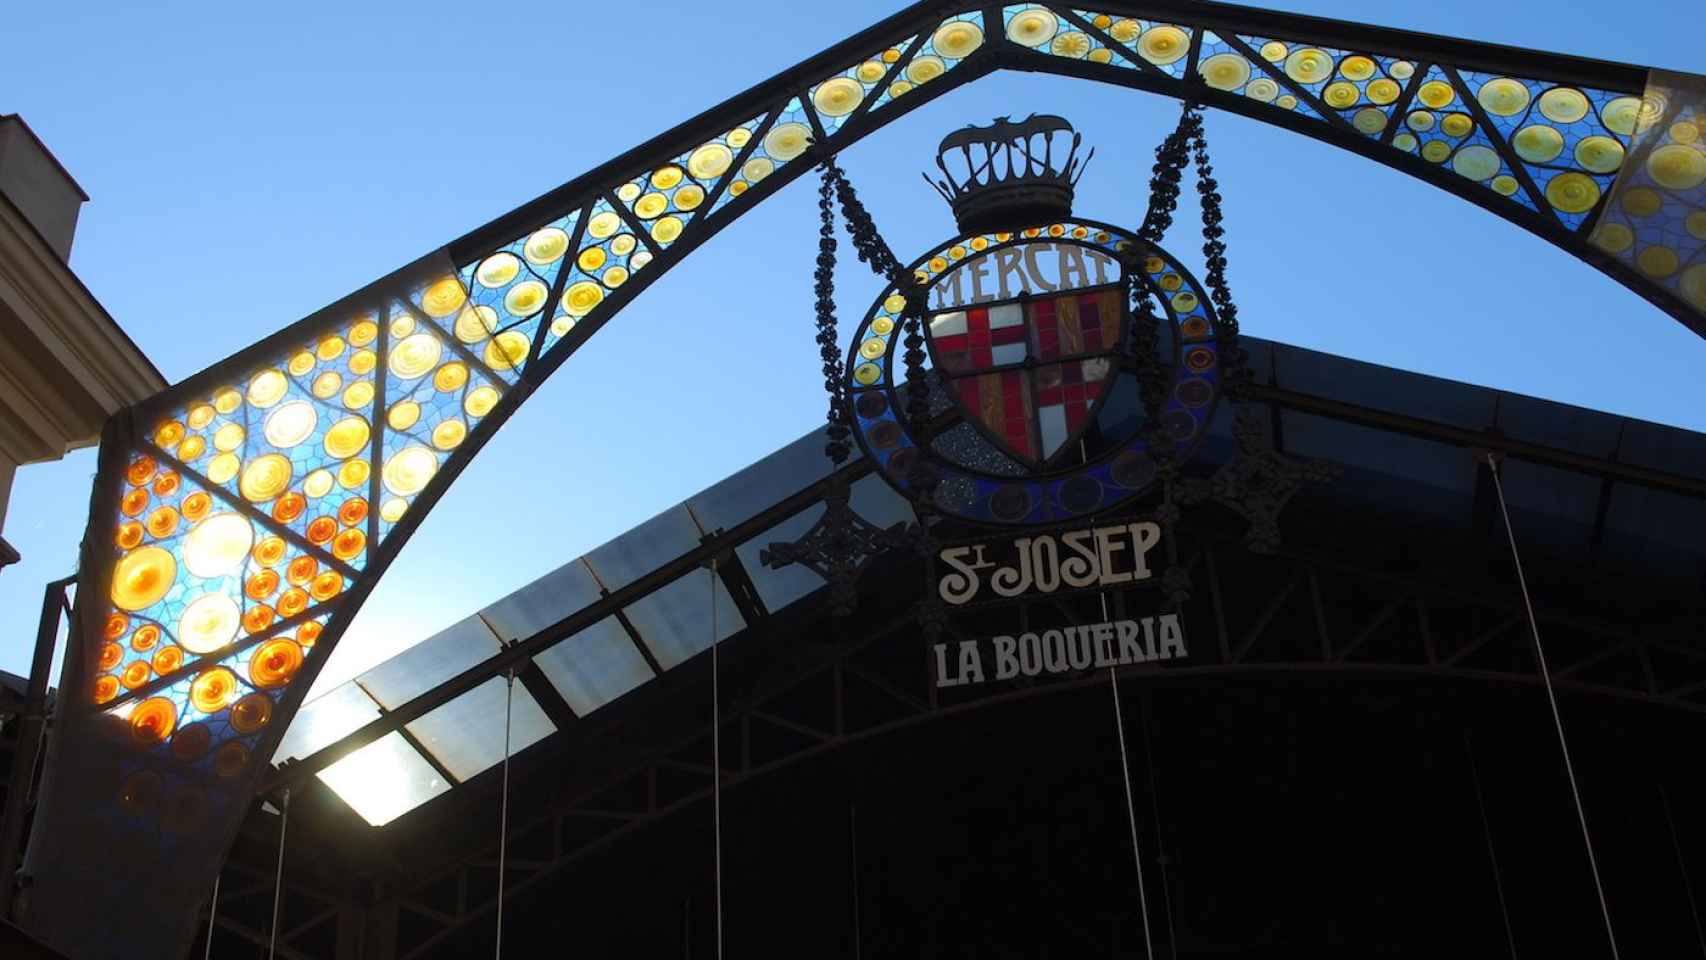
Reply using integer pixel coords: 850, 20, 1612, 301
1389, 61, 1415, 80
578, 245, 607, 273
1672, 122, 1700, 145
247, 369, 288, 409
263, 401, 317, 449
486, 331, 530, 370
465, 384, 501, 417
907, 55, 946, 83
190, 667, 239, 714
1245, 78, 1279, 103
611, 234, 636, 256
323, 416, 371, 459
303, 469, 334, 499
455, 305, 498, 343
239, 454, 292, 503
652, 215, 684, 244
1322, 82, 1359, 108
188, 403, 217, 429
350, 347, 378, 373
563, 281, 604, 317
1574, 136, 1626, 174
688, 142, 736, 179
207, 452, 240, 484
1006, 8, 1058, 47
1679, 264, 1706, 311
288, 351, 315, 377
342, 380, 374, 410
743, 158, 774, 183
1367, 79, 1400, 105
1284, 48, 1333, 84
1537, 87, 1589, 124
179, 435, 207, 461
1440, 113, 1473, 138
1277, 95, 1297, 110
675, 184, 705, 210
1620, 187, 1662, 218
1686, 212, 1706, 241
1392, 132, 1418, 153
727, 128, 751, 148
650, 164, 684, 190
1259, 41, 1286, 62
633, 192, 669, 219
859, 338, 886, 360
380, 498, 409, 523
1648, 144, 1706, 191
872, 317, 894, 335
387, 401, 420, 431
1590, 222, 1635, 254
550, 315, 575, 338
183, 512, 254, 577
1477, 77, 1530, 117
587, 211, 622, 239
434, 361, 468, 392
179, 594, 241, 655
813, 77, 864, 118
933, 20, 983, 59
1490, 175, 1520, 196
1545, 172, 1600, 214
383, 446, 439, 497
1200, 53, 1250, 92
856, 60, 885, 83
1421, 140, 1451, 163
524, 226, 569, 265
213, 422, 246, 452
764, 123, 811, 162
1408, 111, 1436, 132
338, 459, 369, 489
111, 546, 177, 611
1637, 245, 1680, 278
1088, 48, 1112, 64
389, 333, 443, 380
853, 362, 881, 386
1452, 145, 1501, 182
1352, 108, 1387, 135
602, 266, 629, 288
316, 336, 345, 362
1417, 80, 1455, 109
883, 293, 907, 314
349, 319, 379, 346
389, 313, 416, 338
432, 419, 468, 450
1138, 26, 1187, 65
1512, 125, 1564, 163
420, 277, 467, 318
213, 387, 242, 415
616, 182, 640, 203
504, 280, 548, 316
1339, 56, 1375, 81
475, 253, 521, 289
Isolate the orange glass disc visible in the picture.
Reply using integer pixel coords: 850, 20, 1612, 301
277, 587, 310, 618
310, 570, 343, 602
104, 612, 129, 639
116, 522, 145, 549
131, 624, 161, 653
152, 471, 181, 497
286, 556, 317, 586
154, 421, 186, 449
212, 740, 249, 778
151, 645, 184, 675
146, 506, 180, 539
245, 569, 280, 600
99, 642, 124, 671
230, 692, 274, 734
338, 498, 368, 526
130, 697, 178, 745
170, 722, 213, 762
189, 667, 239, 714
121, 660, 151, 690
250, 639, 303, 688
242, 604, 276, 634
126, 456, 158, 487
120, 488, 150, 518
298, 621, 322, 647
332, 528, 365, 561
273, 491, 307, 523
253, 535, 287, 567
93, 675, 120, 704
306, 516, 337, 545
117, 770, 162, 814
181, 491, 212, 522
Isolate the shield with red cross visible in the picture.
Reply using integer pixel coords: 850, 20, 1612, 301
927, 282, 1126, 467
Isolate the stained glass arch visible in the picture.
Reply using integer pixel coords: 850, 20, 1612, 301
22, 2, 1706, 958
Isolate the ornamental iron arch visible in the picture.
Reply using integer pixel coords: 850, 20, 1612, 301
20, 2, 1706, 957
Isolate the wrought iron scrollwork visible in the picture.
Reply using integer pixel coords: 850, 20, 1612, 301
759, 475, 914, 616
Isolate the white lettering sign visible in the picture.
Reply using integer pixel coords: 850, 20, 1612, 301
933, 614, 1188, 688
937, 521, 1163, 606
930, 242, 1120, 310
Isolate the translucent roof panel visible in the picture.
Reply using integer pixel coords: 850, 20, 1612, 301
356, 614, 503, 710
583, 505, 703, 591
533, 616, 654, 716
735, 509, 824, 614
1266, 342, 1497, 431
1280, 410, 1475, 527
687, 432, 843, 534
404, 676, 556, 782
273, 682, 382, 763
481, 558, 603, 644
624, 572, 744, 670
318, 731, 451, 827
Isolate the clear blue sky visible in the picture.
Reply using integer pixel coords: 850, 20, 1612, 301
2, 0, 1701, 691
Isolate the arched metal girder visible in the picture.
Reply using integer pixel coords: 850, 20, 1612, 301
21, 3, 1706, 958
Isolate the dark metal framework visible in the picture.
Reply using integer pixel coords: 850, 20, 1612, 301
28, 3, 1704, 957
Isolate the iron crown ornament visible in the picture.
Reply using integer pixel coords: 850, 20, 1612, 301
925, 114, 1094, 234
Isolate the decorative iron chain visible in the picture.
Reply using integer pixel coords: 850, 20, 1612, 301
814, 166, 852, 465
